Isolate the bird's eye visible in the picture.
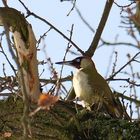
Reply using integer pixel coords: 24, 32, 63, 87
75, 58, 81, 63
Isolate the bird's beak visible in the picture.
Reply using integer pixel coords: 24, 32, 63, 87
55, 60, 73, 66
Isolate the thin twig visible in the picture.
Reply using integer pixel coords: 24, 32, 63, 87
114, 91, 140, 105
108, 78, 140, 86
0, 46, 17, 76
99, 40, 139, 49
56, 24, 74, 95
37, 27, 52, 48
127, 53, 140, 117
67, 0, 76, 16
107, 52, 140, 80
75, 6, 95, 33
40, 75, 72, 84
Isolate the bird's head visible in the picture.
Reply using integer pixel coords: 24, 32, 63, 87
56, 56, 95, 69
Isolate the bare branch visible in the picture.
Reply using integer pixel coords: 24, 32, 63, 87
18, 0, 84, 55
85, 0, 114, 57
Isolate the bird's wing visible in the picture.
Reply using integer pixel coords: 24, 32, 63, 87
67, 86, 76, 100
82, 68, 130, 120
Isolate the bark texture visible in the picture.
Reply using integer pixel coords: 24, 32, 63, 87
0, 97, 140, 140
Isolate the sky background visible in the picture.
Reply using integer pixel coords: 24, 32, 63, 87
0, 0, 139, 118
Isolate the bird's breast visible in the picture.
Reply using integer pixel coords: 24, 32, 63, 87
73, 70, 93, 100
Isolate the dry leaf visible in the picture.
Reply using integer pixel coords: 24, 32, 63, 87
29, 93, 59, 116
38, 94, 59, 110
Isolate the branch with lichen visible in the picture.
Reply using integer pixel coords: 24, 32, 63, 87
0, 7, 40, 138
0, 7, 40, 102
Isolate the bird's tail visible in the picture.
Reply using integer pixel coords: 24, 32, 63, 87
114, 97, 131, 121
104, 98, 131, 121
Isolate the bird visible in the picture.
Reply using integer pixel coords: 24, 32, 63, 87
56, 56, 130, 120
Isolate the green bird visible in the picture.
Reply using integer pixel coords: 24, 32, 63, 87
56, 56, 130, 120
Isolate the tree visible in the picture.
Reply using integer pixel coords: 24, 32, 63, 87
0, 0, 140, 139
